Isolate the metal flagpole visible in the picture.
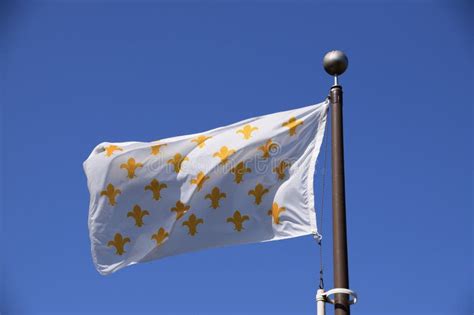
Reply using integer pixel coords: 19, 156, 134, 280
323, 50, 351, 315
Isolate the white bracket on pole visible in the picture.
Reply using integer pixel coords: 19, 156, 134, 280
316, 289, 326, 315
316, 288, 358, 315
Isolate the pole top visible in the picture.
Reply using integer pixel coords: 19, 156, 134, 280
323, 50, 348, 77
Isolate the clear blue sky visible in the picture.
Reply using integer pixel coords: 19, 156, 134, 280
1, 0, 472, 314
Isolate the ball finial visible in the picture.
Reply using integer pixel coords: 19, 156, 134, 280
323, 50, 348, 76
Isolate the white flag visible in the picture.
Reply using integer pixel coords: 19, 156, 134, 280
84, 100, 329, 275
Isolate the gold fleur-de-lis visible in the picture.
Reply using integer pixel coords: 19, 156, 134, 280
282, 117, 303, 136
191, 135, 212, 148
226, 211, 250, 232
273, 161, 290, 180
171, 201, 190, 220
190, 171, 210, 191
258, 139, 278, 159
213, 146, 236, 165
167, 153, 189, 173
236, 124, 258, 140
104, 145, 123, 157
182, 214, 204, 236
230, 161, 252, 184
205, 187, 226, 209
100, 183, 121, 206
151, 228, 169, 247
145, 179, 167, 201
151, 143, 167, 155
127, 205, 150, 227
120, 158, 143, 179
268, 202, 286, 225
248, 183, 269, 205
107, 233, 130, 255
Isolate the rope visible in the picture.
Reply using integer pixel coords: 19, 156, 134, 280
317, 105, 330, 290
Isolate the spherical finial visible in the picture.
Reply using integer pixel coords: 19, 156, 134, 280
323, 50, 348, 76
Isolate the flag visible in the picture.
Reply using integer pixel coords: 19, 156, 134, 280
84, 100, 329, 275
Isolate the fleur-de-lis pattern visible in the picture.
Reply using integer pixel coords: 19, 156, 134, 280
248, 183, 269, 205
191, 135, 212, 148
205, 187, 226, 209
151, 228, 169, 246
167, 153, 189, 173
268, 202, 286, 225
273, 161, 290, 180
100, 184, 121, 206
151, 143, 167, 155
258, 139, 278, 159
182, 214, 204, 236
282, 117, 303, 136
120, 158, 143, 179
236, 124, 258, 140
230, 161, 251, 184
190, 171, 210, 191
127, 205, 149, 227
171, 201, 190, 220
145, 179, 167, 201
213, 146, 236, 165
85, 100, 329, 275
227, 211, 250, 232
108, 233, 130, 255
104, 145, 123, 157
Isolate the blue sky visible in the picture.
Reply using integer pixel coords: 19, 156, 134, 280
1, 0, 472, 314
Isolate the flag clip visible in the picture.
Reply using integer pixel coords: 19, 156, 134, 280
312, 231, 322, 242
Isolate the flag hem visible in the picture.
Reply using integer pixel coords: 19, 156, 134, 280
306, 99, 329, 240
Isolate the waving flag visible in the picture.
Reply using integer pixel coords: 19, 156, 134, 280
84, 100, 329, 275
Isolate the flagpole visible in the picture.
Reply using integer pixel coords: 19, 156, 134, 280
323, 50, 351, 315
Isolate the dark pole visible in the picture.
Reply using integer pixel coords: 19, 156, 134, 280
323, 50, 350, 315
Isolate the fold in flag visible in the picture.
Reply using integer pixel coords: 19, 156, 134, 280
84, 100, 329, 275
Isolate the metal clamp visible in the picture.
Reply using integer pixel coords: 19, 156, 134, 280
322, 288, 357, 305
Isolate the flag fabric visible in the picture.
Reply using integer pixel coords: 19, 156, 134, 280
84, 100, 329, 275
